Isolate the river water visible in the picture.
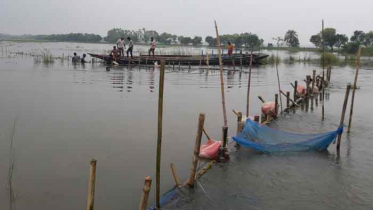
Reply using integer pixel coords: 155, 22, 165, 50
0, 42, 372, 210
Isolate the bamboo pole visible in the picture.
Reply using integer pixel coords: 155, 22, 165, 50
246, 49, 253, 117
312, 70, 316, 94
155, 60, 166, 209
202, 127, 212, 140
294, 80, 298, 101
347, 47, 362, 133
306, 75, 311, 98
286, 91, 290, 108
275, 94, 279, 115
179, 62, 181, 70
170, 163, 180, 187
139, 176, 152, 210
87, 159, 97, 210
240, 50, 243, 71
337, 85, 351, 151
187, 113, 205, 187
321, 20, 325, 120
280, 90, 297, 106
275, 55, 283, 112
214, 21, 228, 150
237, 111, 243, 135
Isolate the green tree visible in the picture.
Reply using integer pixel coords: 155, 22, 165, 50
364, 31, 373, 46
334, 34, 348, 49
310, 34, 322, 48
323, 28, 337, 51
350, 30, 365, 43
179, 36, 192, 45
284, 30, 300, 47
205, 36, 215, 47
105, 28, 125, 43
192, 36, 202, 46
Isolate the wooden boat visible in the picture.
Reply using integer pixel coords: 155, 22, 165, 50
88, 52, 268, 66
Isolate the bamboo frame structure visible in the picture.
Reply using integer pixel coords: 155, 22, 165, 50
246, 49, 253, 117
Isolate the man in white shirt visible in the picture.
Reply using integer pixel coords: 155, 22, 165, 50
126, 37, 134, 59
116, 37, 125, 56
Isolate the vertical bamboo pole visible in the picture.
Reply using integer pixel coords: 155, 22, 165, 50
188, 62, 191, 71
294, 80, 298, 101
139, 176, 152, 210
347, 47, 362, 133
206, 52, 210, 72
187, 113, 205, 187
246, 49, 253, 117
173, 62, 175, 70
306, 75, 311, 98
155, 60, 166, 209
286, 91, 290, 109
179, 62, 181, 70
170, 163, 180, 187
312, 70, 316, 94
328, 66, 332, 82
321, 20, 325, 120
215, 21, 228, 149
337, 85, 351, 151
275, 55, 283, 112
237, 112, 243, 135
275, 94, 279, 115
87, 159, 97, 210
145, 59, 148, 69
240, 50, 243, 71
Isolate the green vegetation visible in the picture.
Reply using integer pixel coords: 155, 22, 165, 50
265, 54, 281, 65
205, 33, 263, 48
321, 52, 339, 65
0, 33, 102, 43
284, 30, 300, 47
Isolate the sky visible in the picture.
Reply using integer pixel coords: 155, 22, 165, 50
1, 0, 372, 46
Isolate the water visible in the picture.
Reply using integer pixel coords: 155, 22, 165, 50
0, 42, 372, 210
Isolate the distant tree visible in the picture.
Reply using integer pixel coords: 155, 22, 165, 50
192, 36, 202, 46
179, 36, 192, 45
284, 30, 300, 47
158, 32, 173, 44
334, 34, 348, 49
323, 28, 337, 51
272, 36, 284, 47
205, 36, 215, 47
105, 28, 125, 43
350, 30, 365, 43
310, 34, 322, 48
364, 31, 373, 47
242, 33, 260, 48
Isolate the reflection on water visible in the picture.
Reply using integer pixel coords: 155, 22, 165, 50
0, 42, 372, 210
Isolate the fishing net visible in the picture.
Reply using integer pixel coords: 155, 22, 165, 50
232, 119, 343, 153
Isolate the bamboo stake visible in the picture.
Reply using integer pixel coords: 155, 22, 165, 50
139, 176, 152, 210
275, 55, 283, 112
337, 85, 351, 151
275, 94, 279, 115
347, 47, 362, 133
202, 127, 212, 140
214, 21, 228, 147
246, 49, 253, 117
321, 20, 325, 120
258, 95, 265, 103
294, 80, 298, 101
312, 70, 316, 94
240, 50, 243, 71
87, 159, 97, 210
306, 75, 311, 98
187, 113, 205, 187
155, 60, 166, 209
280, 90, 297, 106
237, 112, 243, 135
169, 163, 180, 187
286, 91, 290, 108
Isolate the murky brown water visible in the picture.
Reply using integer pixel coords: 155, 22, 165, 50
0, 42, 372, 210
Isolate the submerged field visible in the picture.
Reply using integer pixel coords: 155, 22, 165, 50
0, 41, 372, 210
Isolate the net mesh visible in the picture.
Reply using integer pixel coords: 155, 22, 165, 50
232, 119, 343, 153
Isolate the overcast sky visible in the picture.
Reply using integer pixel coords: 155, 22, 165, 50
1, 0, 372, 46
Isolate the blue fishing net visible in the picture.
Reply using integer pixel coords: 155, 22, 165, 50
232, 119, 343, 153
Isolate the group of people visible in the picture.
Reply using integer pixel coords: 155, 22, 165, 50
110, 37, 157, 61
71, 53, 89, 63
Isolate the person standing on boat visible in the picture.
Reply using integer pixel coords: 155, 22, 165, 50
228, 42, 234, 57
116, 37, 125, 56
126, 37, 134, 59
149, 37, 156, 56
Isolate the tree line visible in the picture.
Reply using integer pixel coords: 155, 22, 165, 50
309, 29, 373, 53
0, 33, 103, 43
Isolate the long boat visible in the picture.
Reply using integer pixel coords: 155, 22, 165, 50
88, 53, 268, 66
